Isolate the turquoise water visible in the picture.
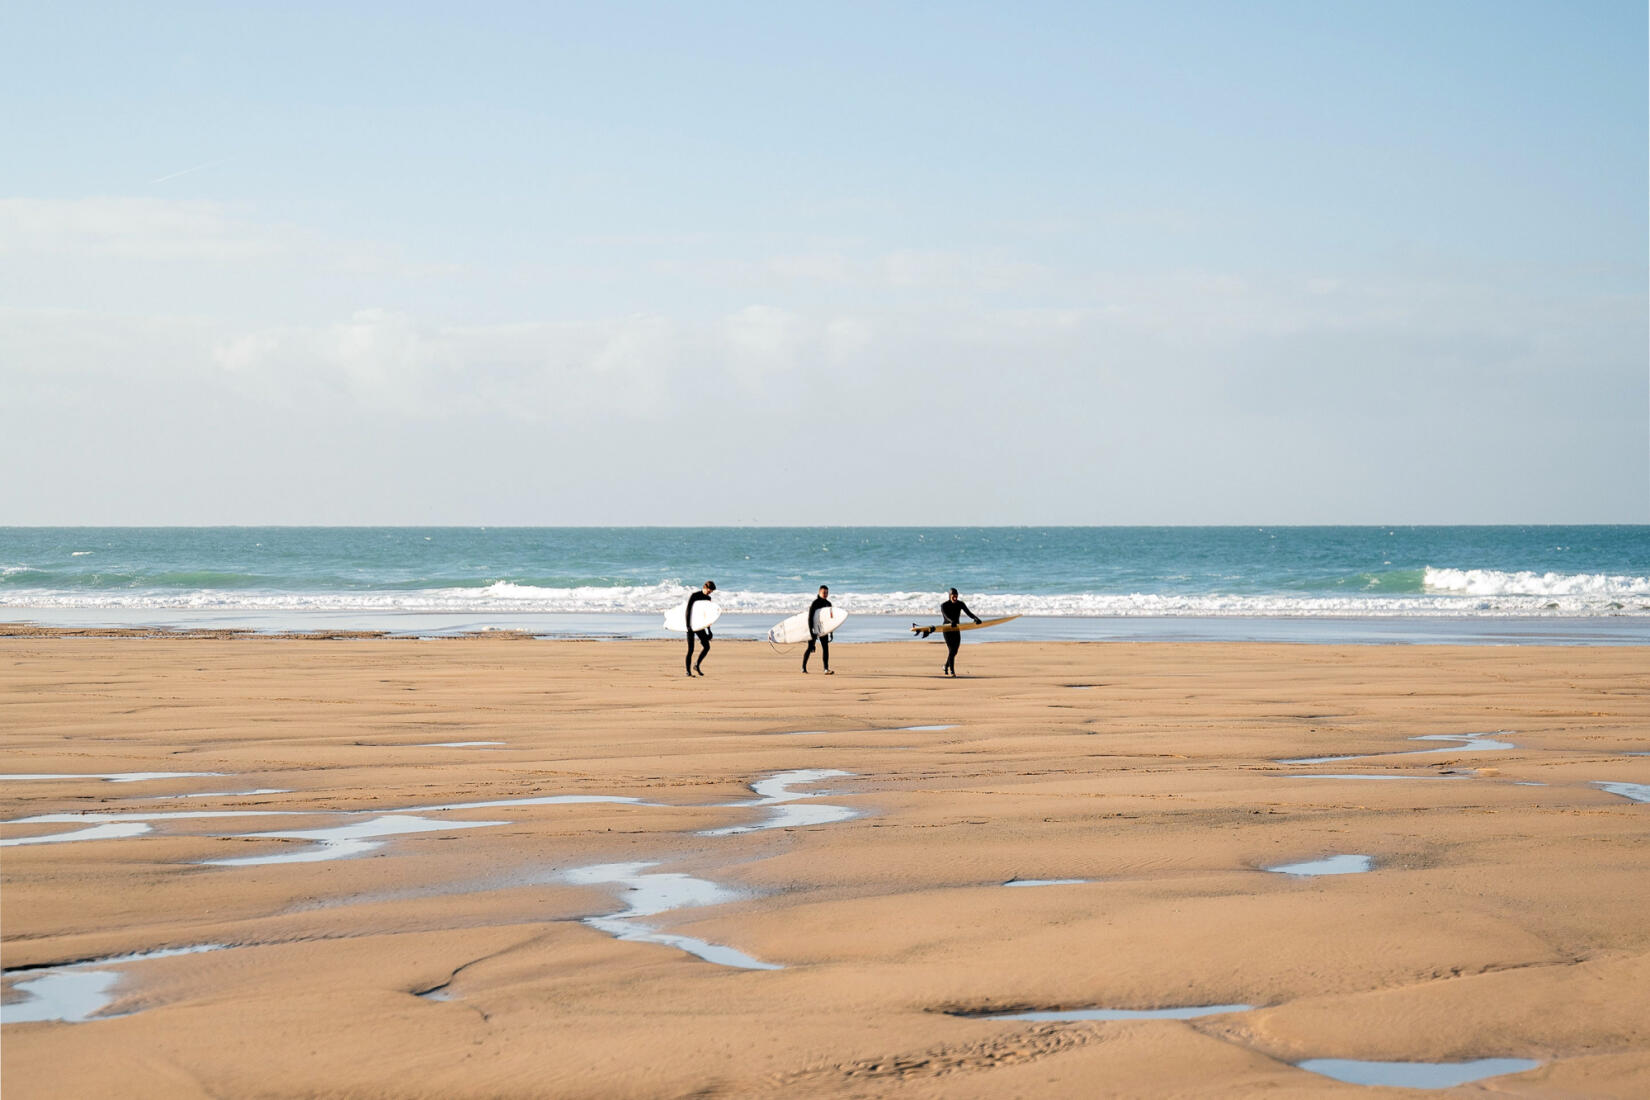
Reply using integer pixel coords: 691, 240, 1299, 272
1, 527, 1646, 639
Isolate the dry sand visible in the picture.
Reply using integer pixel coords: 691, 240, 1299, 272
2, 634, 1648, 1097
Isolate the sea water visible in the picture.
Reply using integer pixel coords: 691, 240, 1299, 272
2, 526, 1645, 642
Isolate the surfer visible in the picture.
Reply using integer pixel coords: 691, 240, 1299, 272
802, 585, 834, 675
685, 581, 716, 677
939, 588, 982, 677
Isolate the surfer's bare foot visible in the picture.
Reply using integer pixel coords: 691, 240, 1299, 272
824, 669, 834, 675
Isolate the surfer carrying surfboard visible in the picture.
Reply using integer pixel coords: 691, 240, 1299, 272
939, 588, 982, 676
685, 581, 716, 677
802, 585, 835, 675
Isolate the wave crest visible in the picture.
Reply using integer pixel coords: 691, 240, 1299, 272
2, 581, 1647, 618
1423, 567, 1650, 598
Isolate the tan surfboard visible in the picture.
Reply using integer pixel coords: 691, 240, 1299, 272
911, 615, 1019, 638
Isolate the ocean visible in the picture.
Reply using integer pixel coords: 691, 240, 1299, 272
2, 526, 1647, 643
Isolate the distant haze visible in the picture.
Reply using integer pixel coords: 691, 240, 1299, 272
3, 2, 1645, 525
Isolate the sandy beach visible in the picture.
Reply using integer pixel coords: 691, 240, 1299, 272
3, 633, 1648, 1097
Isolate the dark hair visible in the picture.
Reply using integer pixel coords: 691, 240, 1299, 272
704, 581, 716, 592
948, 588, 959, 598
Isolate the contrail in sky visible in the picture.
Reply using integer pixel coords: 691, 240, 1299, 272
151, 158, 228, 184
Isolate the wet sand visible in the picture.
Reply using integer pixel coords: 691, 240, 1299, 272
3, 635, 1648, 1097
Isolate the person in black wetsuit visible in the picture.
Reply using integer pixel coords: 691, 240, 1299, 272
685, 581, 716, 677
802, 585, 834, 675
939, 587, 982, 677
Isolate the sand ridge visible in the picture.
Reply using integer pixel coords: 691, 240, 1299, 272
3, 637, 1648, 1097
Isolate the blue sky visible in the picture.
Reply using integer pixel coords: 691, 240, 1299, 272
3, 1, 1645, 523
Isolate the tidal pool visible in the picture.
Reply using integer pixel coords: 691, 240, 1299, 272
205, 815, 506, 866
0, 772, 222, 783
2, 793, 651, 852
420, 741, 505, 748
1296, 1057, 1541, 1088
1284, 774, 1461, 781
1, 809, 296, 847
565, 862, 780, 970
1, 822, 154, 847
701, 770, 856, 836
1264, 854, 1373, 876
1595, 782, 1650, 804
403, 794, 652, 812
978, 1004, 1254, 1021
2, 944, 228, 1025
157, 789, 291, 799
1281, 732, 1514, 766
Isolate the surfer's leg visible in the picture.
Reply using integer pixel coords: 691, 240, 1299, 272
820, 635, 830, 672
944, 631, 960, 674
695, 629, 711, 673
803, 637, 815, 672
686, 631, 697, 675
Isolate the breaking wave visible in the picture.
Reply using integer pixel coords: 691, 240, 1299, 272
2, 578, 1647, 617
1423, 567, 1650, 599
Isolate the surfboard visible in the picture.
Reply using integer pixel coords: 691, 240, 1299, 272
768, 606, 850, 645
663, 598, 722, 633
911, 615, 1019, 637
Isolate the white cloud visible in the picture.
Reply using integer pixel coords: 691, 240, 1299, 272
0, 197, 288, 261
722, 305, 801, 377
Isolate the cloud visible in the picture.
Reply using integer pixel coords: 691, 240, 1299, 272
0, 197, 288, 262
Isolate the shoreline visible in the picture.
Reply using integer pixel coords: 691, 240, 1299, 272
5, 609, 1648, 646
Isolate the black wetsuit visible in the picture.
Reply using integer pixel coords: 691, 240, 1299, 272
939, 598, 981, 675
685, 590, 713, 674
803, 596, 833, 672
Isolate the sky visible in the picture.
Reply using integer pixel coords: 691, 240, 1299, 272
2, 0, 1645, 525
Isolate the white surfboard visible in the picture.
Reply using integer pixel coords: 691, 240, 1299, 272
768, 606, 849, 645
663, 598, 722, 633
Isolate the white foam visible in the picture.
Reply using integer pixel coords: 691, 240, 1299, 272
1424, 567, 1650, 598
6, 580, 1649, 617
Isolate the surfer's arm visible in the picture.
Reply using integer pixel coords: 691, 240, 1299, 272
960, 601, 982, 624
